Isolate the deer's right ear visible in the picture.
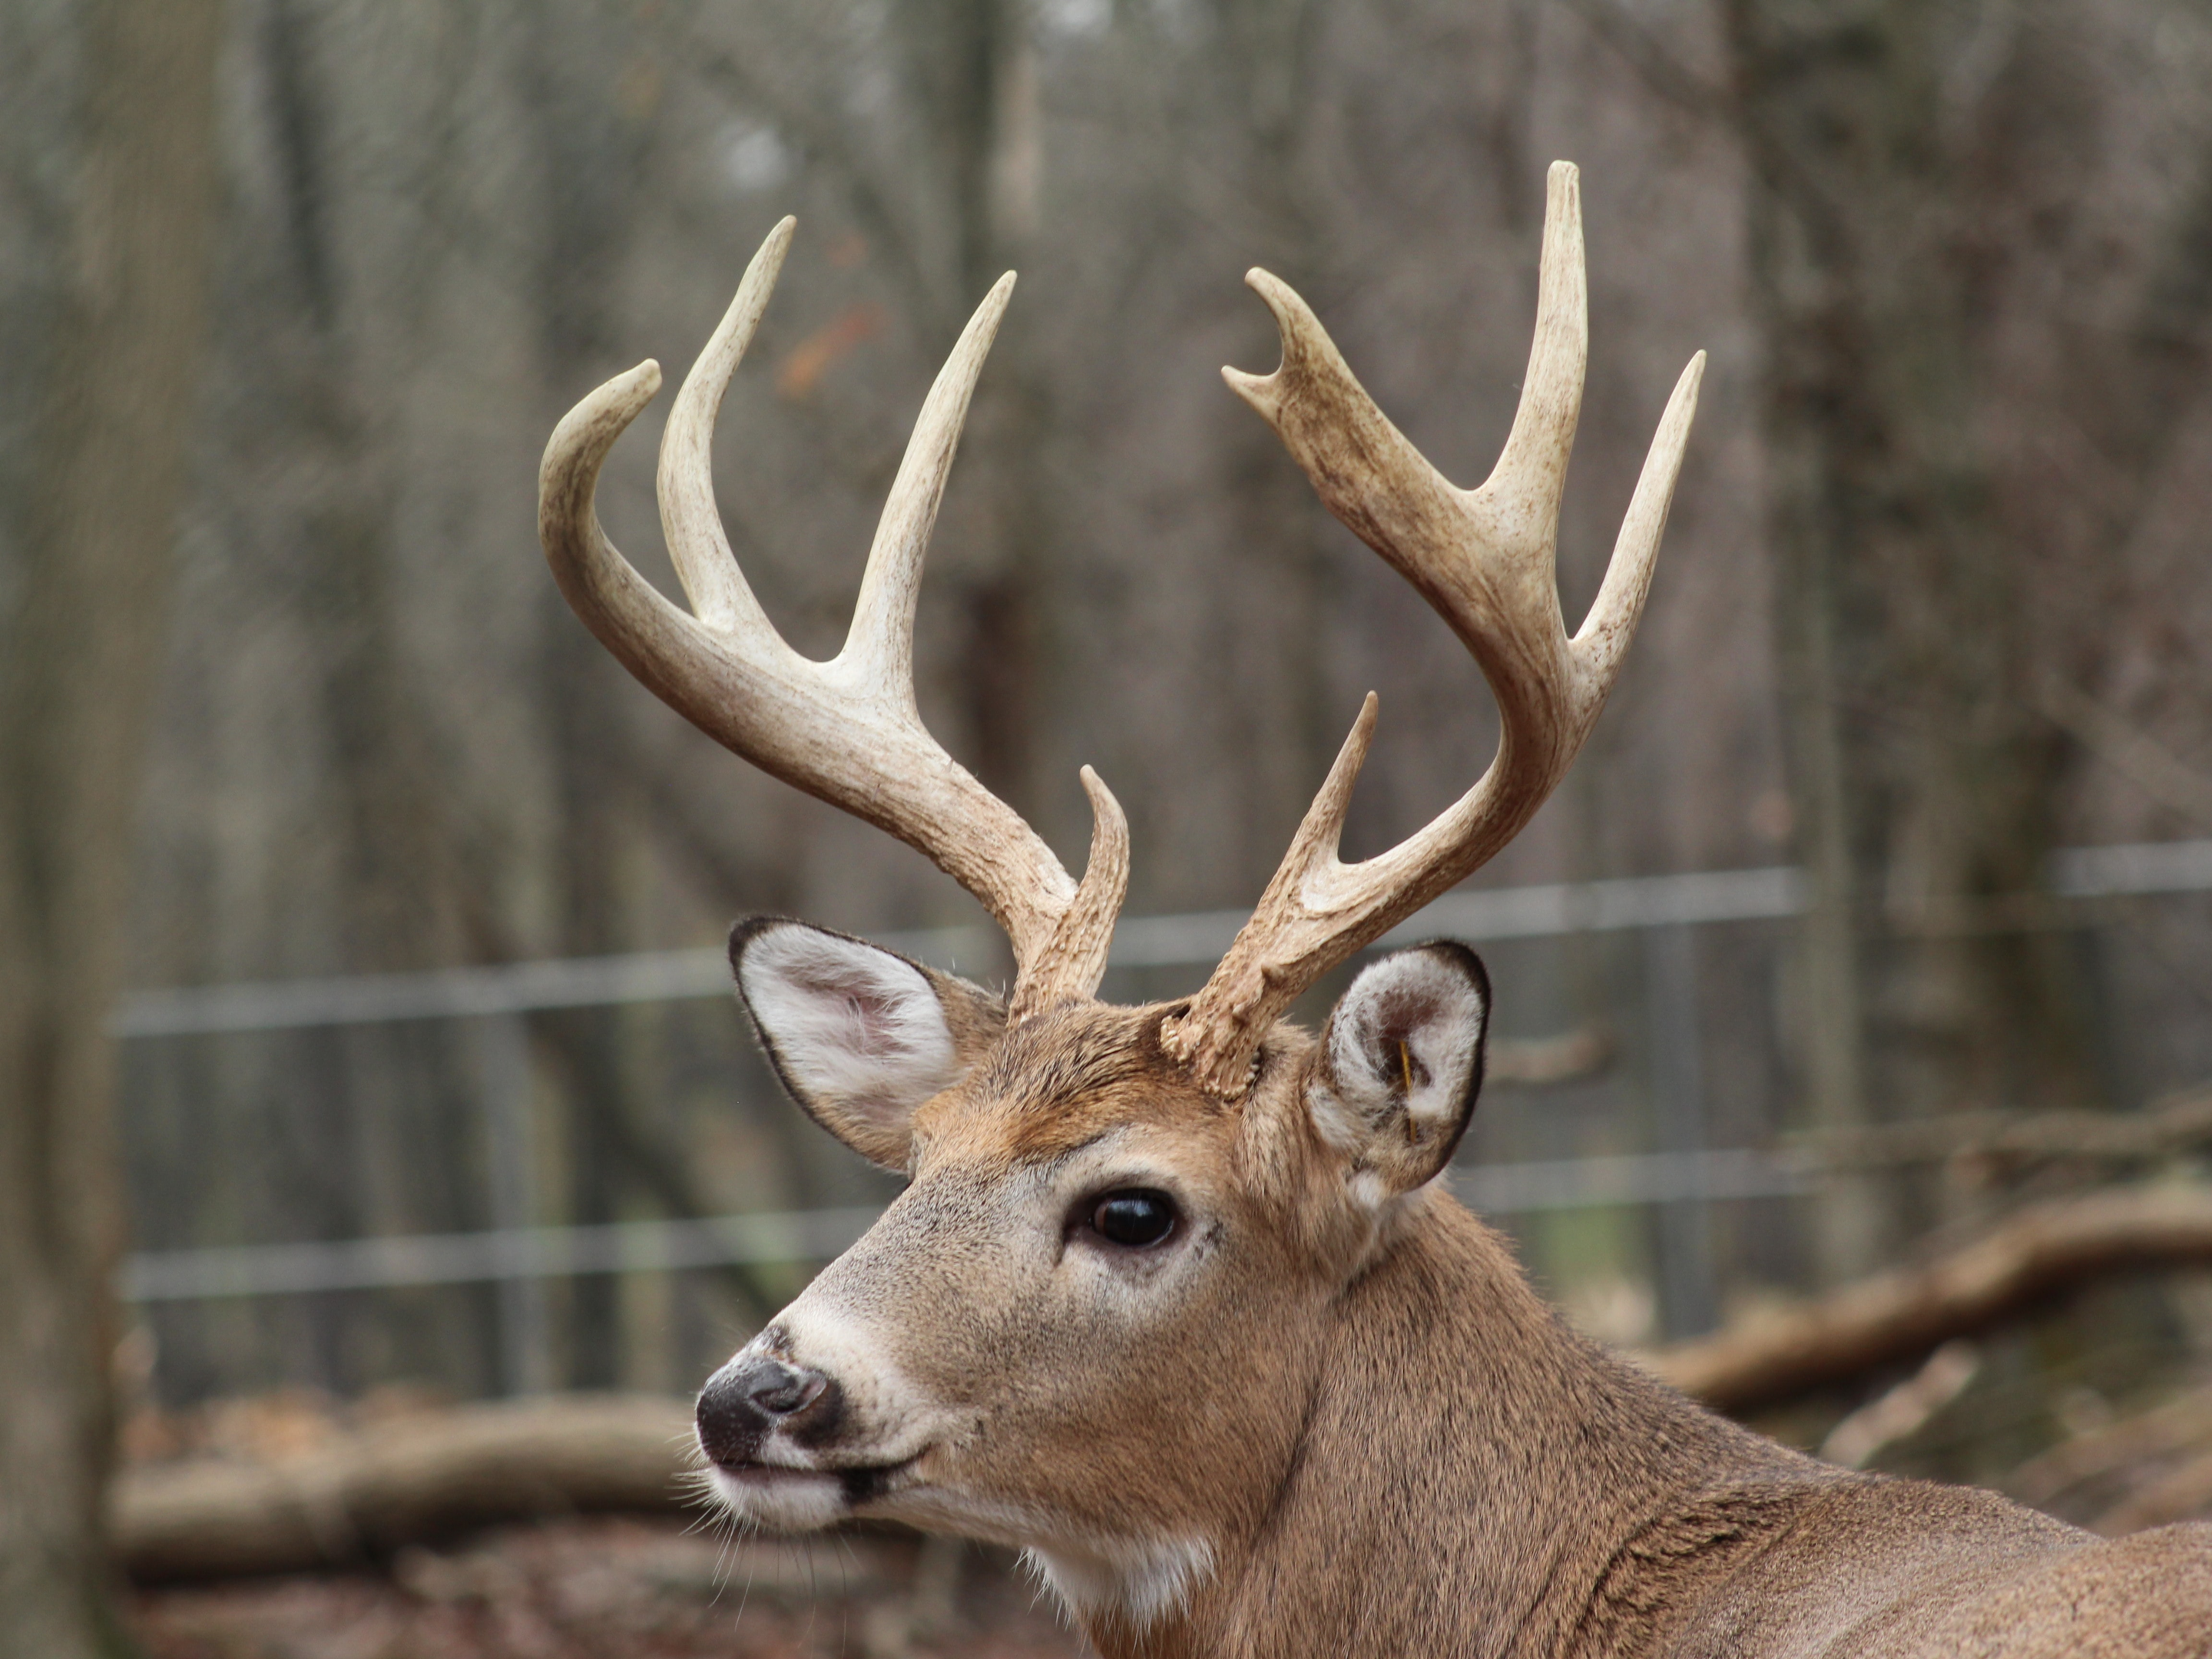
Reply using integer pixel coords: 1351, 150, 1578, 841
730, 919, 1006, 1171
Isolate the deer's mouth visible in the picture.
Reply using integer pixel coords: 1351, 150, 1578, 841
706, 1452, 922, 1515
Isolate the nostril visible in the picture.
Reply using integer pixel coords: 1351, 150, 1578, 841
744, 1357, 827, 1417
696, 1373, 764, 1468
697, 1354, 842, 1469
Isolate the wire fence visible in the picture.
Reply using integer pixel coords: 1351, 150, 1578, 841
112, 836, 2212, 1395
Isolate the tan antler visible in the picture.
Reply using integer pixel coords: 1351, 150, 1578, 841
1161, 162, 1705, 1094
538, 218, 1127, 1018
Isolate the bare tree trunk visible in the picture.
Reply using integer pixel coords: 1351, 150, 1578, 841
1721, 0, 2096, 1278
0, 1, 226, 1653
258, 0, 500, 1398
1204, 0, 1340, 869
894, 0, 1055, 820
521, 0, 656, 1388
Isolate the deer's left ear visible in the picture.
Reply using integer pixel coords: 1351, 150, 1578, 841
1308, 942, 1489, 1200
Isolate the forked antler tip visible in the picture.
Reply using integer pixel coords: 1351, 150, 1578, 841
1224, 268, 1336, 420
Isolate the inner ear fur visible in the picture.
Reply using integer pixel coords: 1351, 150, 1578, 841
729, 917, 1007, 1171
1310, 942, 1490, 1199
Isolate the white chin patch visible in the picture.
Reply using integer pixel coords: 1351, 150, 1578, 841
1026, 1535, 1215, 1631
739, 926, 959, 1113
704, 1465, 849, 1533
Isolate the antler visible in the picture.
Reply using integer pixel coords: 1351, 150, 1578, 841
538, 218, 1128, 1018
1161, 162, 1705, 1094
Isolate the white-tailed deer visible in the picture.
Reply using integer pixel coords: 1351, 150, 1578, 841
540, 164, 2212, 1657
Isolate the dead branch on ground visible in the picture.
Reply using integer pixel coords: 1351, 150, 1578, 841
1651, 1184, 2212, 1415
117, 1394, 694, 1582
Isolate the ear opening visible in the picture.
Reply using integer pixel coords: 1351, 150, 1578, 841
730, 917, 1005, 1170
1310, 942, 1490, 1200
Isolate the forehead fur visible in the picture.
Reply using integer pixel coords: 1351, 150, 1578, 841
912, 1002, 1230, 1164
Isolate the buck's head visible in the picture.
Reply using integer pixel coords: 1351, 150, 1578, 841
693, 922, 1488, 1593
538, 161, 1700, 1614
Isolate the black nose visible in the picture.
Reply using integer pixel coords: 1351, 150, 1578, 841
697, 1356, 838, 1466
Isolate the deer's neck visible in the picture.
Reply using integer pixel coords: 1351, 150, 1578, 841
1093, 1197, 1836, 1659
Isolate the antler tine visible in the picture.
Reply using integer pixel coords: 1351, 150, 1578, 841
841, 273, 1016, 707
1488, 161, 1588, 560
542, 224, 1129, 1004
1162, 161, 1706, 1095
659, 217, 796, 642
1575, 352, 1704, 693
1009, 766, 1131, 1021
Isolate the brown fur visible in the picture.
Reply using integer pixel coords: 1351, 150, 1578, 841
719, 975, 2212, 1658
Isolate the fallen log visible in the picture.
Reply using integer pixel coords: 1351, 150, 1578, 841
118, 1393, 695, 1581
1651, 1183, 2212, 1416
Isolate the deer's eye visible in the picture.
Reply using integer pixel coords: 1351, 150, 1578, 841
1088, 1189, 1178, 1248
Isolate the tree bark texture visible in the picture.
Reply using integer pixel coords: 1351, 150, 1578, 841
1720, 1, 2098, 1278
895, 0, 1052, 821
524, 0, 657, 1389
0, 1, 226, 1654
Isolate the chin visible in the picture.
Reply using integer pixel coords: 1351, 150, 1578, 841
704, 1464, 852, 1532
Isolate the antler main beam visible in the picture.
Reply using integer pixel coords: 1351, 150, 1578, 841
1162, 162, 1705, 1095
538, 220, 1127, 1015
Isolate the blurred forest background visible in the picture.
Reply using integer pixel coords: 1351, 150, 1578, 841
16, 0, 2212, 1646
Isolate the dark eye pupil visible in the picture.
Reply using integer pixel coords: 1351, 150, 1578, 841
1092, 1190, 1175, 1247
